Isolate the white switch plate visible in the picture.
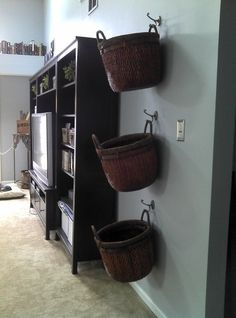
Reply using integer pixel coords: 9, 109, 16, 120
176, 119, 185, 141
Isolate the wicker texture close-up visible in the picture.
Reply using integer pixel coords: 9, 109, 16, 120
92, 133, 158, 192
91, 210, 154, 283
96, 25, 161, 92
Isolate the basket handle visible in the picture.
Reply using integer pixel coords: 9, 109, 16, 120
141, 209, 151, 225
149, 24, 158, 33
144, 120, 153, 134
96, 30, 106, 44
92, 134, 102, 150
91, 225, 101, 242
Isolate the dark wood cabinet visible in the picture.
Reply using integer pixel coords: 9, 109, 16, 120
29, 171, 56, 240
30, 37, 118, 274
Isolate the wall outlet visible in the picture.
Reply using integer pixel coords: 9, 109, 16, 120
176, 119, 185, 141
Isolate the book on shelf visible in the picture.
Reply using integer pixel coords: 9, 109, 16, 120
62, 150, 70, 172
1, 40, 8, 54
62, 150, 74, 175
0, 40, 46, 56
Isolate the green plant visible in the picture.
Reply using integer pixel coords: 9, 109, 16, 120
31, 84, 37, 96
42, 74, 49, 90
63, 60, 75, 82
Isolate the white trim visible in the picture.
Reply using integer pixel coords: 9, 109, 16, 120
130, 282, 167, 318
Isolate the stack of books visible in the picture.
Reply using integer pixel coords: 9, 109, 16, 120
0, 40, 46, 56
62, 150, 74, 175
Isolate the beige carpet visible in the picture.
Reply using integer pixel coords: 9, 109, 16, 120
0, 186, 155, 318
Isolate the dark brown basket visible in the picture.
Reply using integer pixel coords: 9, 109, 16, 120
96, 25, 161, 92
92, 132, 158, 192
91, 210, 154, 282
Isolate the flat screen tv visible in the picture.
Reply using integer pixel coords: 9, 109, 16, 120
31, 112, 54, 187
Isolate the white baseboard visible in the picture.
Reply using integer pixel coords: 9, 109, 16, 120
1, 180, 15, 184
130, 282, 167, 318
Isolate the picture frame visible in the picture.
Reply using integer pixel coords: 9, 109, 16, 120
88, 0, 98, 15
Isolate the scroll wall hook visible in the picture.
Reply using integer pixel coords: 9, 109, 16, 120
144, 109, 158, 122
147, 13, 162, 26
141, 199, 155, 211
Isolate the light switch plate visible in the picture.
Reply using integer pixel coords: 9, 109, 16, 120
176, 119, 185, 141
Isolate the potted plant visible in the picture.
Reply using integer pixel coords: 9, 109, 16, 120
63, 60, 75, 82
31, 84, 37, 96
42, 74, 49, 91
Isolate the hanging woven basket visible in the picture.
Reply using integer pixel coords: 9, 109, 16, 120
96, 24, 161, 92
91, 209, 154, 282
92, 129, 158, 192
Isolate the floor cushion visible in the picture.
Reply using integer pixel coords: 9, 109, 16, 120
0, 184, 25, 200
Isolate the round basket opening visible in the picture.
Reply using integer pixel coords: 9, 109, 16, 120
98, 223, 147, 243
101, 134, 151, 151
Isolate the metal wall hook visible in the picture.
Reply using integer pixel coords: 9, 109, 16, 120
141, 199, 155, 211
144, 109, 158, 122
147, 13, 162, 26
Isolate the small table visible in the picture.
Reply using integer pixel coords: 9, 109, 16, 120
12, 133, 30, 182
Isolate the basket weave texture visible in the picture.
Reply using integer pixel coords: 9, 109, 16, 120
92, 211, 154, 282
97, 25, 161, 92
92, 133, 158, 192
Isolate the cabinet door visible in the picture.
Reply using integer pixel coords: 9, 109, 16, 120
39, 197, 46, 224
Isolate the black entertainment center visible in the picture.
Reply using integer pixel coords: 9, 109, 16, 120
29, 170, 56, 240
29, 37, 118, 274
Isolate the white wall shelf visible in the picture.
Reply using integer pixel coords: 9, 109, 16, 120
0, 54, 44, 76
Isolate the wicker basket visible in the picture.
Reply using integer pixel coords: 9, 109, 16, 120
21, 170, 30, 189
96, 25, 161, 92
92, 132, 158, 192
91, 210, 154, 282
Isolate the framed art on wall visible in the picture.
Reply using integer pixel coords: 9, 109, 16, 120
88, 0, 98, 14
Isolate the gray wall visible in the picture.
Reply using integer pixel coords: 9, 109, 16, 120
42, 0, 236, 318
45, 0, 236, 317
0, 0, 45, 182
0, 76, 30, 182
0, 0, 44, 44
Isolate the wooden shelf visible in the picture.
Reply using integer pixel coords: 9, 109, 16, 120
62, 81, 75, 89
61, 114, 75, 118
62, 169, 74, 179
37, 87, 56, 98
62, 143, 74, 150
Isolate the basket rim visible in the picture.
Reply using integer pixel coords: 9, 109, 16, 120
98, 32, 160, 51
97, 133, 154, 155
95, 219, 152, 249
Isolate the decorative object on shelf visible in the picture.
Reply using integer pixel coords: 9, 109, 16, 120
52, 75, 56, 88
17, 111, 30, 134
96, 23, 161, 92
92, 110, 158, 191
91, 208, 154, 282
31, 84, 37, 96
42, 74, 49, 91
63, 60, 75, 82
62, 123, 72, 144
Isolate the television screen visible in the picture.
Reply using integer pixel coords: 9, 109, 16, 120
31, 112, 53, 186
